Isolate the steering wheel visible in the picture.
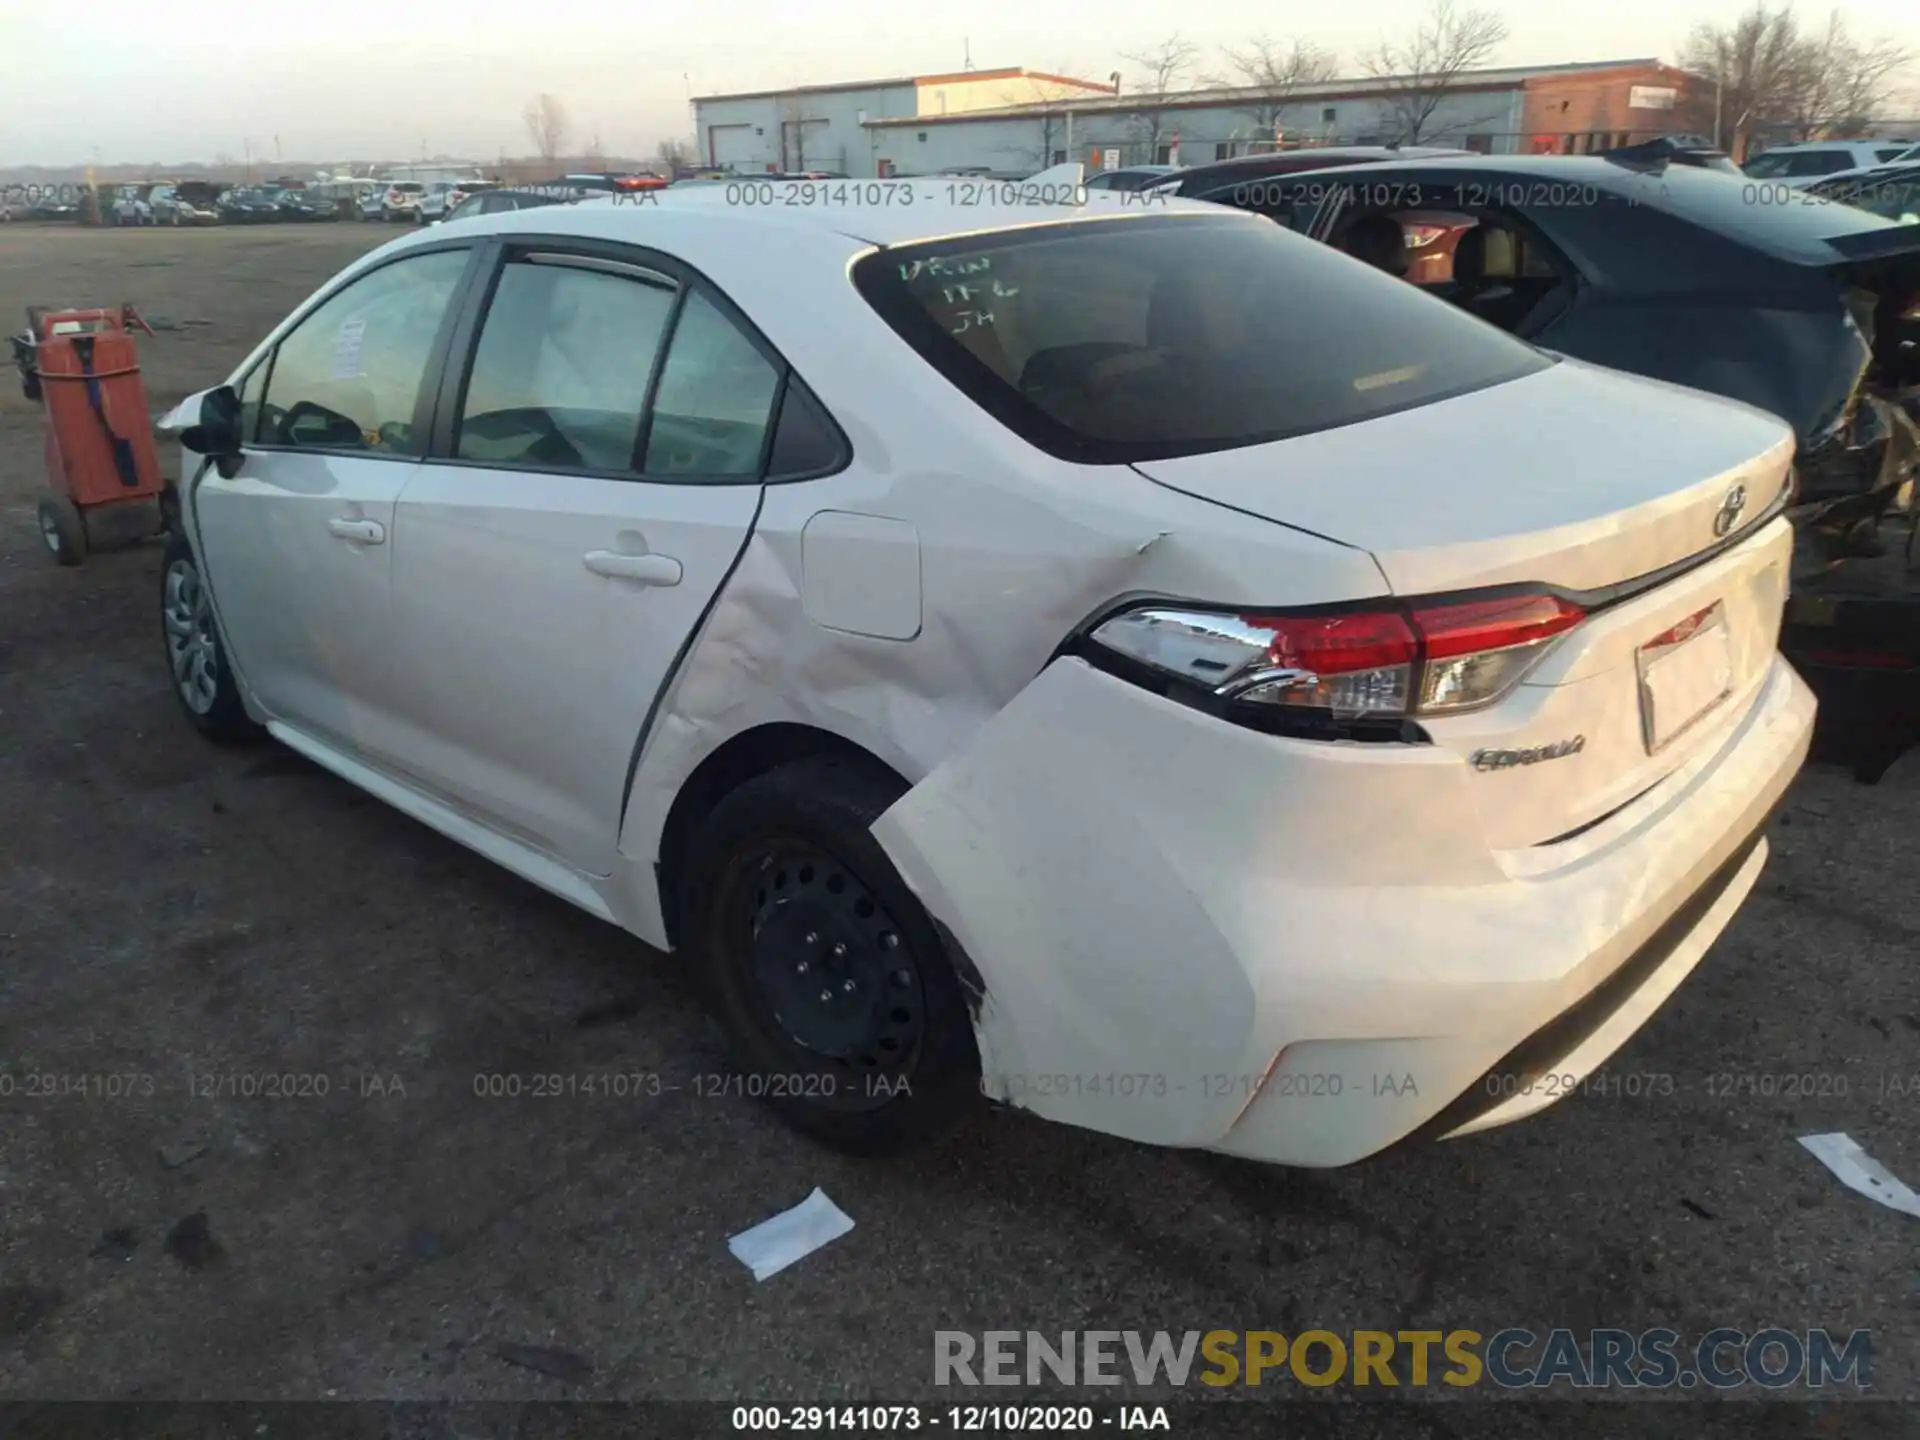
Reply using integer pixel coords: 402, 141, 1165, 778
279, 400, 366, 448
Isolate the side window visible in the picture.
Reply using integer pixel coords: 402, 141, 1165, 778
641, 289, 781, 478
258, 249, 468, 455
1792, 151, 1844, 176
764, 375, 847, 479
457, 258, 677, 472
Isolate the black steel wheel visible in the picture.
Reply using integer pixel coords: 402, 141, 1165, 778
730, 837, 928, 1101
680, 754, 981, 1154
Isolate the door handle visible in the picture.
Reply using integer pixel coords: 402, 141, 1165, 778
583, 550, 682, 586
327, 517, 385, 545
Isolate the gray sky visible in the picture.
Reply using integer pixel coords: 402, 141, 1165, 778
2, 0, 1915, 165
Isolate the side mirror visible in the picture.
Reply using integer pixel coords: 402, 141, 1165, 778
180, 384, 245, 478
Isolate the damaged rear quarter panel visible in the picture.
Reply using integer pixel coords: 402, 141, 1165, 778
868, 657, 1513, 1148
616, 376, 1389, 951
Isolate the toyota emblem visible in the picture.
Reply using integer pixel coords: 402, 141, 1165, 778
1712, 484, 1747, 538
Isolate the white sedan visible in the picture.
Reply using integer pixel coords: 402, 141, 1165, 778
158, 179, 1815, 1166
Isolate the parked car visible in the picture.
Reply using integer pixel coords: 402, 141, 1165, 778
380, 181, 427, 221
425, 179, 499, 223
439, 188, 569, 224
552, 172, 669, 193
158, 185, 1814, 1165
1741, 139, 1916, 187
1225, 153, 1919, 499
112, 185, 155, 226
26, 195, 79, 222
266, 186, 337, 222
412, 181, 459, 225
150, 182, 222, 225
357, 184, 390, 221
1082, 164, 1182, 192
1220, 152, 1920, 777
216, 187, 283, 224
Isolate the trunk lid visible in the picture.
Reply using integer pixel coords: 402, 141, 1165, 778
1130, 357, 1798, 850
1129, 357, 1794, 596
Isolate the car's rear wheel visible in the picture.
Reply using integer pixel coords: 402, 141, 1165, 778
679, 755, 981, 1155
160, 531, 260, 744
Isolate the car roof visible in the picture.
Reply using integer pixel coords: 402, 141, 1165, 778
480, 179, 1232, 246
365, 182, 1241, 295
1173, 146, 1469, 185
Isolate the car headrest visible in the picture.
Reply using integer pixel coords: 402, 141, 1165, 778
1483, 227, 1518, 278
1340, 214, 1409, 277
1452, 225, 1487, 287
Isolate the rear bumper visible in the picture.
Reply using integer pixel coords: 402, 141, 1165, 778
874, 652, 1814, 1168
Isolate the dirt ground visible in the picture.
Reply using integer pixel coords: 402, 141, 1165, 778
0, 222, 1916, 1433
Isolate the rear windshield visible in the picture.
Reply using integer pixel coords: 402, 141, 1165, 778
853, 212, 1549, 464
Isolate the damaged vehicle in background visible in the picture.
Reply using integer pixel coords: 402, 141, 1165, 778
156, 188, 1813, 1168
1211, 152, 1920, 779
150, 182, 222, 225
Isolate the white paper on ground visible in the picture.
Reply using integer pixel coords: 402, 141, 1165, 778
728, 1188, 855, 1281
1798, 1132, 1920, 1218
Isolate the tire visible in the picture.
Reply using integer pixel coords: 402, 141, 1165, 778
679, 754, 981, 1155
160, 530, 260, 744
37, 494, 86, 566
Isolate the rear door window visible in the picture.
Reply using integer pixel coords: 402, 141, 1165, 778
854, 212, 1550, 464
455, 256, 678, 472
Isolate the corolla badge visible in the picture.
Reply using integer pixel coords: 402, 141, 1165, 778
1470, 736, 1587, 772
1712, 484, 1747, 538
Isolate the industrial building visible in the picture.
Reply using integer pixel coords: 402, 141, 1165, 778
694, 58, 1699, 178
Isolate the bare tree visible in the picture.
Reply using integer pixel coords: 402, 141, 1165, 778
1786, 11, 1909, 139
1212, 36, 1338, 147
995, 77, 1079, 173
1363, 0, 1510, 145
522, 94, 570, 167
1120, 34, 1200, 162
656, 137, 694, 173
1680, 5, 1908, 155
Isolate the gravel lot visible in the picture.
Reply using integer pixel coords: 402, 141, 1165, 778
0, 222, 1915, 1434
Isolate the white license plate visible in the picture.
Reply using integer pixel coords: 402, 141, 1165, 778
1636, 602, 1734, 754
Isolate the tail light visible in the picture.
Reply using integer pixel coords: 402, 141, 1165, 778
1086, 590, 1584, 722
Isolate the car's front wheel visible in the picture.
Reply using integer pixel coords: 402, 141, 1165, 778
160, 531, 260, 744
679, 755, 981, 1155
